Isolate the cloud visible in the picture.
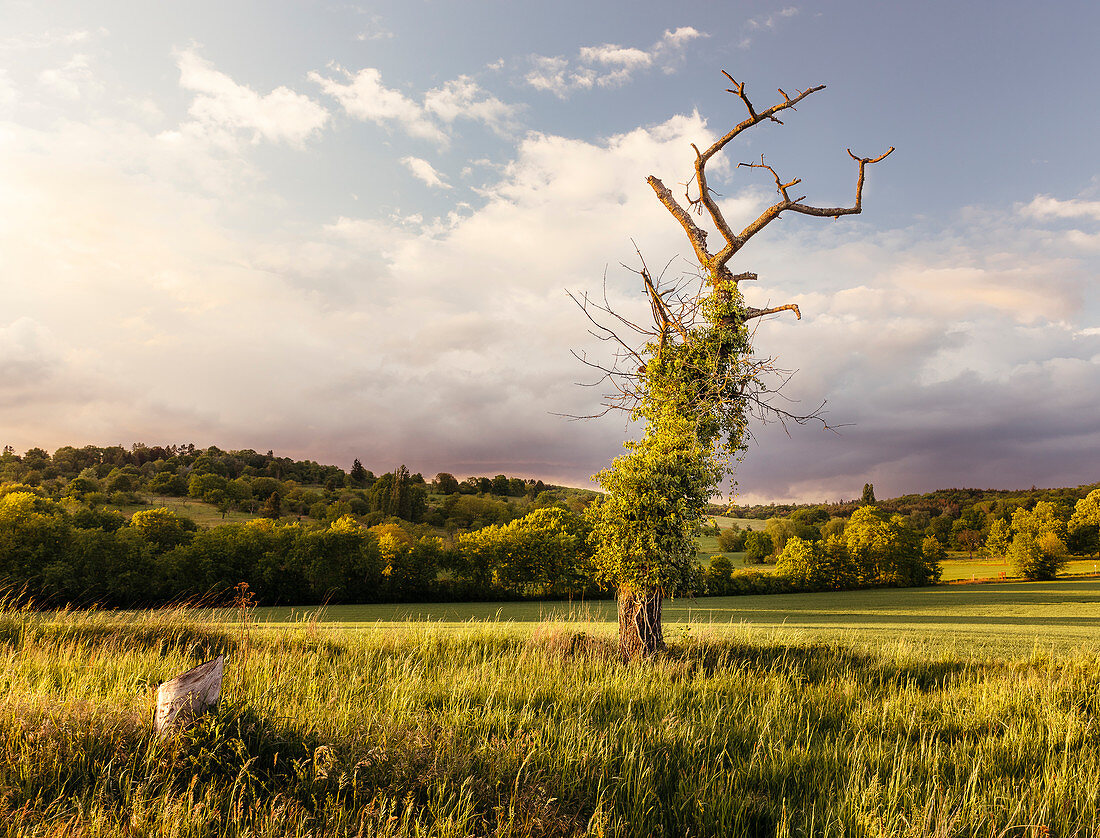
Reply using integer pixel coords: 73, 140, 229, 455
353, 14, 394, 41
401, 156, 451, 189
746, 6, 800, 30
176, 49, 329, 147
525, 27, 705, 97
579, 45, 653, 70
1022, 195, 1100, 223
4, 63, 1100, 504
309, 65, 447, 144
0, 318, 59, 389
739, 7, 799, 48
0, 28, 105, 50
715, 199, 1100, 502
0, 70, 17, 108
0, 107, 718, 483
423, 76, 520, 136
38, 53, 99, 100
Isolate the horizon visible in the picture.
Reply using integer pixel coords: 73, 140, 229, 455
4, 439, 1095, 509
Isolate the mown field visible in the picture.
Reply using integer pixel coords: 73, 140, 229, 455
5, 581, 1100, 836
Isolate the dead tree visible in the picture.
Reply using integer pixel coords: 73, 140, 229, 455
579, 76, 892, 661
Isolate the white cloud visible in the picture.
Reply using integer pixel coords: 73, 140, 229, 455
3, 68, 1099, 501
312, 66, 522, 143
1022, 194, 1100, 223
0, 108, 718, 481
423, 76, 520, 136
176, 49, 329, 147
0, 318, 59, 389
746, 7, 800, 30
310, 65, 446, 145
401, 156, 451, 189
38, 53, 99, 100
524, 55, 589, 96
579, 45, 653, 69
525, 26, 705, 97
0, 28, 104, 50
354, 15, 394, 41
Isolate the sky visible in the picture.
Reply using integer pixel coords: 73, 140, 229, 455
1, 0, 1099, 504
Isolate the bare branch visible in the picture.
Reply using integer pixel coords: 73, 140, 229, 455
744, 303, 801, 322
725, 145, 894, 257
645, 175, 711, 268
647, 78, 834, 281
570, 75, 889, 436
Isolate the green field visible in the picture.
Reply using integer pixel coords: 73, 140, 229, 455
113, 494, 263, 526
7, 583, 1100, 836
710, 515, 769, 531
241, 579, 1100, 656
939, 556, 1100, 582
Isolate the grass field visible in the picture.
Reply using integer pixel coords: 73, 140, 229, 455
237, 579, 1100, 656
939, 556, 1100, 582
710, 516, 769, 531
113, 494, 263, 526
6, 582, 1100, 836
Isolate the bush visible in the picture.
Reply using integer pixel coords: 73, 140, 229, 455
705, 555, 733, 594
1008, 531, 1068, 580
716, 527, 746, 553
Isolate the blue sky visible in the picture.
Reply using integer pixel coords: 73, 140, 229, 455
1, 0, 1099, 502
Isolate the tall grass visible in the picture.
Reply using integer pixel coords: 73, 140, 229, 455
3, 596, 1100, 836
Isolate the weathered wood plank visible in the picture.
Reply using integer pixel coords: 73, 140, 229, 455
154, 656, 224, 736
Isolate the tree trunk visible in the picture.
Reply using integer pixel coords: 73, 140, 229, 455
154, 656, 224, 736
617, 586, 664, 661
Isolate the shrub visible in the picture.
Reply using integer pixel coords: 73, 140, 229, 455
705, 555, 734, 594
716, 527, 746, 553
1009, 531, 1067, 580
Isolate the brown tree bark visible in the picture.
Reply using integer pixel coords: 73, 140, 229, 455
617, 586, 664, 661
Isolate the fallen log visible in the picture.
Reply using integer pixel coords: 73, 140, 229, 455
154, 656, 224, 736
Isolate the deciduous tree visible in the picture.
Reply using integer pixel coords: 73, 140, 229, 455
986, 518, 1011, 556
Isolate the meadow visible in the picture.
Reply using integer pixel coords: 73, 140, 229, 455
5, 580, 1100, 836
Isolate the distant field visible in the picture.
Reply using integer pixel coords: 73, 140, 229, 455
112, 494, 262, 526
241, 578, 1100, 655
940, 556, 1100, 581
698, 515, 769, 560
710, 515, 768, 531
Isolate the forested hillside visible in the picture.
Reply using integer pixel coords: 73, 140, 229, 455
0, 443, 602, 606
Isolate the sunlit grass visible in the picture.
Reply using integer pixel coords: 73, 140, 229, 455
6, 586, 1100, 836
940, 555, 1100, 581
226, 579, 1100, 656
111, 494, 262, 526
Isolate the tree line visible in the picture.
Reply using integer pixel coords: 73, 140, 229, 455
714, 485, 1100, 586
3, 444, 1096, 606
0, 486, 605, 607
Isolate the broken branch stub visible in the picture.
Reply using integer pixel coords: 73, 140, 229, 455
154, 655, 224, 736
